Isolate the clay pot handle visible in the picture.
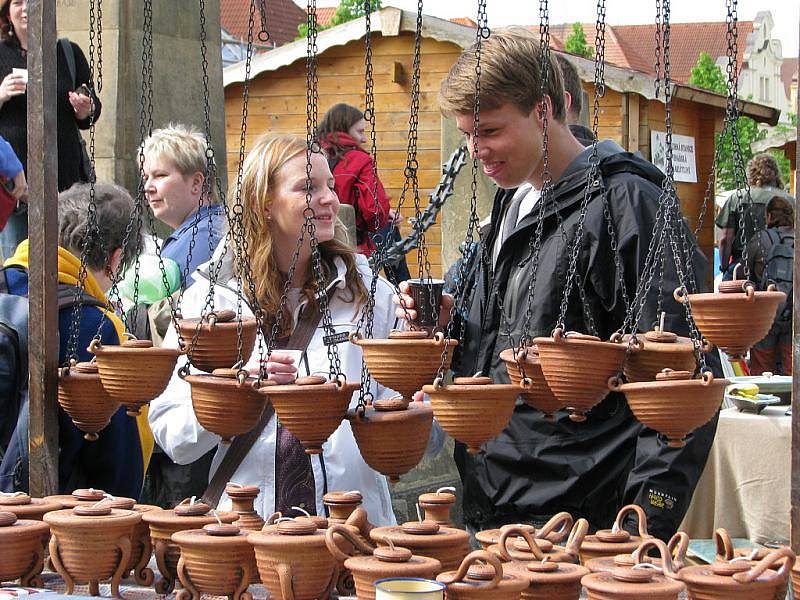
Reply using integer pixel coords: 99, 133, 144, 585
667, 531, 690, 569
609, 331, 624, 344
274, 563, 295, 600
608, 375, 624, 392
632, 538, 678, 578
673, 286, 687, 304
743, 281, 756, 301
497, 525, 546, 561
88, 338, 102, 354
563, 518, 589, 559
264, 511, 282, 526
767, 283, 778, 292
714, 528, 734, 561
439, 550, 503, 590
700, 370, 714, 386
348, 331, 362, 343
537, 512, 574, 544
325, 524, 374, 564
345, 506, 375, 537
614, 504, 650, 539
732, 547, 796, 584
552, 327, 565, 342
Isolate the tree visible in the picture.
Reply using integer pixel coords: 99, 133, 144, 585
564, 22, 593, 59
688, 52, 726, 94
298, 0, 382, 39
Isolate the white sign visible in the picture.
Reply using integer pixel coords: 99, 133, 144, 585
650, 131, 697, 183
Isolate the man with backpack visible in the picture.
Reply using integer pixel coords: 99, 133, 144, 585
746, 195, 794, 375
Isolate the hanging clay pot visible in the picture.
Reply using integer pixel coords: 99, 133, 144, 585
534, 329, 626, 422
88, 338, 181, 416
257, 375, 359, 454
503, 557, 589, 600
43, 488, 134, 510
325, 523, 441, 600
44, 502, 142, 598
419, 487, 457, 527
611, 369, 727, 448
347, 399, 433, 483
619, 328, 697, 383
172, 522, 257, 600
225, 484, 265, 532
422, 376, 521, 454
0, 492, 62, 521
579, 505, 651, 565
489, 519, 587, 565
436, 550, 528, 600
370, 519, 471, 574
351, 330, 457, 405
586, 531, 690, 574
184, 368, 267, 443
499, 345, 564, 418
247, 517, 338, 600
323, 490, 363, 525
142, 498, 238, 594
0, 511, 49, 587
57, 361, 120, 441
177, 309, 258, 373
675, 281, 785, 358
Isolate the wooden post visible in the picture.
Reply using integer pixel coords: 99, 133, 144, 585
26, 0, 59, 496
792, 16, 800, 553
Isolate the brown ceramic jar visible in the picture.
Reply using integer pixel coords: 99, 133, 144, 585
503, 558, 589, 600
585, 531, 690, 574
437, 550, 528, 600
226, 483, 265, 531
579, 505, 651, 564
172, 522, 257, 600
419, 487, 457, 526
0, 511, 49, 586
489, 520, 587, 565
0, 492, 61, 520
57, 361, 120, 441
499, 345, 563, 418
323, 490, 363, 525
620, 329, 697, 383
101, 497, 159, 587
371, 520, 471, 574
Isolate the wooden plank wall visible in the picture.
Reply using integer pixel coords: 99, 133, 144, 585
224, 33, 463, 277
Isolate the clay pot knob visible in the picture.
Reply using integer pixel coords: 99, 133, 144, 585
0, 511, 18, 526
296, 375, 328, 386
611, 567, 654, 583
0, 492, 31, 505
211, 309, 236, 323
467, 564, 497, 580
174, 500, 211, 516
401, 520, 440, 535
389, 330, 430, 339
122, 339, 154, 348
204, 523, 241, 536
644, 330, 678, 343
374, 546, 413, 563
711, 560, 751, 576
453, 376, 493, 385
655, 369, 693, 381
374, 397, 409, 412
718, 280, 750, 294
277, 519, 318, 535
527, 560, 559, 573
74, 503, 113, 516
596, 529, 631, 543
73, 361, 100, 373
72, 488, 106, 501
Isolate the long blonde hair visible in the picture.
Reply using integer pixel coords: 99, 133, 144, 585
233, 133, 367, 334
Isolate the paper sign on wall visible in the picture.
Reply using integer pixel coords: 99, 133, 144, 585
650, 131, 697, 183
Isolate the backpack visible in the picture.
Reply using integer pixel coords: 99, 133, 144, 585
760, 228, 794, 323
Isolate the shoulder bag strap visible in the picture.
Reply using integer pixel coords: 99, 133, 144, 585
59, 38, 77, 89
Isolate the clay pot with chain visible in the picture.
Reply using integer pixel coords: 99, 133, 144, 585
585, 531, 689, 574
610, 369, 727, 448
350, 330, 457, 405
419, 487, 457, 527
436, 550, 528, 600
579, 505, 651, 564
88, 338, 181, 416
347, 398, 433, 483
57, 361, 120, 441
256, 374, 358, 454
422, 376, 521, 454
172, 522, 257, 600
0, 492, 61, 521
176, 309, 258, 373
325, 523, 441, 600
534, 329, 627, 422
142, 498, 237, 594
499, 345, 564, 418
675, 280, 785, 358
503, 557, 589, 600
619, 328, 697, 383
370, 519, 471, 574
183, 368, 267, 443
489, 519, 588, 565
0, 511, 49, 587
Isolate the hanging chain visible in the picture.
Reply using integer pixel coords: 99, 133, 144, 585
653, 0, 662, 98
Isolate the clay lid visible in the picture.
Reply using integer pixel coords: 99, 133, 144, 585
211, 309, 236, 322
323, 491, 363, 505
583, 569, 684, 595
299, 515, 329, 529
564, 333, 601, 341
373, 397, 409, 411
296, 375, 328, 385
0, 511, 17, 526
614, 553, 637, 567
655, 369, 692, 381
711, 560, 751, 576
527, 560, 559, 573
372, 524, 469, 550
211, 368, 242, 379
0, 492, 31, 506
174, 500, 212, 517
225, 484, 260, 497
277, 519, 318, 535
389, 330, 430, 339
401, 520, 440, 535
122, 339, 154, 348
203, 523, 241, 536
466, 564, 496, 580
719, 280, 751, 294
611, 566, 656, 583
503, 558, 589, 585
644, 330, 679, 343
72, 361, 100, 374
419, 490, 456, 506
72, 488, 106, 502
105, 496, 136, 510
452, 376, 493, 385
595, 528, 632, 543
513, 536, 554, 553
374, 545, 413, 563
73, 503, 113, 517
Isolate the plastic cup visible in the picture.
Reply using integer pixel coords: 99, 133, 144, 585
406, 278, 445, 333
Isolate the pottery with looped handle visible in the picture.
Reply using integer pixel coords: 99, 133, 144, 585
585, 531, 690, 574
489, 519, 588, 565
436, 550, 528, 599
176, 309, 258, 373
499, 345, 564, 418
418, 487, 457, 527
712, 528, 790, 599
57, 361, 120, 441
579, 505, 651, 564
0, 510, 50, 587
370, 519, 471, 574
503, 554, 590, 600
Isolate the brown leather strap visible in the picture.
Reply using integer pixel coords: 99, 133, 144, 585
202, 305, 323, 506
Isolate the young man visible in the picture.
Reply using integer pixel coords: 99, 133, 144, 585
401, 27, 715, 540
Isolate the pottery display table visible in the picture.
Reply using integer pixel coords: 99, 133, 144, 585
680, 406, 790, 545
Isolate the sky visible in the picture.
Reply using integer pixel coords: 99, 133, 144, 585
294, 0, 800, 57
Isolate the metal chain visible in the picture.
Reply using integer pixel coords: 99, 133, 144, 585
653, 0, 662, 98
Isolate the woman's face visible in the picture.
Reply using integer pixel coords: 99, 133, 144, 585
268, 151, 339, 247
142, 153, 203, 230
347, 118, 367, 146
8, 0, 26, 37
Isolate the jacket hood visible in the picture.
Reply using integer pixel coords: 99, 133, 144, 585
321, 132, 362, 152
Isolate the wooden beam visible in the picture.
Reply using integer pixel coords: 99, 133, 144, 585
26, 0, 59, 496
792, 19, 800, 554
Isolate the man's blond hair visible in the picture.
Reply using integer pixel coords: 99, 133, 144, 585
439, 26, 566, 121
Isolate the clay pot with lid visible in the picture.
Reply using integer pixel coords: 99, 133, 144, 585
586, 531, 689, 574
619, 327, 697, 383
419, 487, 457, 527
247, 517, 338, 600
348, 398, 433, 483
0, 511, 49, 586
611, 369, 727, 448
184, 368, 267, 443
579, 505, 651, 564
436, 550, 528, 600
98, 496, 159, 587
172, 522, 257, 600
57, 361, 120, 441
226, 483, 264, 531
44, 501, 142, 598
489, 519, 587, 565
177, 309, 258, 373
351, 330, 457, 404
88, 338, 181, 416
257, 374, 358, 454
0, 491, 61, 521
503, 557, 589, 600
142, 497, 238, 594
321, 496, 376, 597
534, 329, 626, 422
713, 527, 770, 562
676, 280, 786, 358
476, 512, 574, 551
326, 523, 441, 600
422, 376, 521, 454
43, 487, 133, 510
324, 490, 363, 525
499, 345, 564, 418
370, 519, 471, 574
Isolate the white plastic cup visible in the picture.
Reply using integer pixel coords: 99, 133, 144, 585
375, 578, 445, 599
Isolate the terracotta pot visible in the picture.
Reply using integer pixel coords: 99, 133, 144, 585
579, 505, 650, 564
436, 550, 528, 599
43, 488, 134, 510
713, 527, 770, 562
57, 361, 120, 441
88, 338, 181, 416
499, 346, 563, 418
676, 281, 786, 358
44, 502, 142, 598
226, 484, 265, 532
419, 488, 457, 527
142, 498, 238, 594
184, 369, 267, 443
172, 523, 257, 600
348, 399, 433, 483
323, 491, 363, 525
257, 376, 359, 454
326, 523, 441, 600
422, 376, 521, 454
247, 517, 338, 600
177, 309, 258, 373
476, 523, 537, 551
612, 369, 727, 448
586, 531, 690, 574
99, 497, 159, 587
0, 511, 49, 586
0, 492, 62, 521
320, 503, 375, 598
503, 557, 589, 600
620, 329, 697, 383
351, 330, 457, 402
534, 330, 626, 422
371, 520, 471, 574
489, 519, 587, 565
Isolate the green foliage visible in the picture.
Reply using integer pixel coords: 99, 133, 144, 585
298, 0, 382, 39
688, 52, 727, 94
564, 22, 593, 58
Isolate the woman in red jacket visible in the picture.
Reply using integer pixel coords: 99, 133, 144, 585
318, 103, 391, 257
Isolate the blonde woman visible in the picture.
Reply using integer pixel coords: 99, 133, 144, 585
149, 134, 398, 524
